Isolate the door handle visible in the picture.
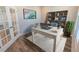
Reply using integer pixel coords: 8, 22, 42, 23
10, 26, 13, 28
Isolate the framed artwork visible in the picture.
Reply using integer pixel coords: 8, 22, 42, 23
23, 9, 36, 19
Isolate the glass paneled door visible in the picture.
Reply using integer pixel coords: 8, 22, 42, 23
9, 8, 19, 38
0, 7, 19, 51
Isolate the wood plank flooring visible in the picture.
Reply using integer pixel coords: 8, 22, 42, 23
6, 33, 72, 52
64, 37, 72, 52
6, 34, 44, 52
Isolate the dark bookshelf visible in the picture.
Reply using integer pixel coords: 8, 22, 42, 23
45, 10, 68, 28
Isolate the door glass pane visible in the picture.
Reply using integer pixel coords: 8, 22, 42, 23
14, 31, 18, 36
2, 35, 11, 46
3, 14, 7, 22
0, 15, 3, 21
0, 30, 6, 39
4, 22, 9, 29
6, 29, 10, 35
7, 35, 11, 40
0, 22, 4, 30
2, 37, 8, 46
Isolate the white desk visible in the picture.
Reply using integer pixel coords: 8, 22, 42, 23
31, 26, 66, 52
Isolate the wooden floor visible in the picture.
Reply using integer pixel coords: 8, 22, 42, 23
6, 34, 44, 52
64, 37, 72, 52
6, 33, 72, 52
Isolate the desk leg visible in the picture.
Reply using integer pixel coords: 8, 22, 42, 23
32, 30, 34, 42
53, 39, 56, 52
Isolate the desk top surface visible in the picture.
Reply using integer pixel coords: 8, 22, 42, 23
32, 26, 62, 36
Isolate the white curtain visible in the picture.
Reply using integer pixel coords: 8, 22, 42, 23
75, 16, 79, 42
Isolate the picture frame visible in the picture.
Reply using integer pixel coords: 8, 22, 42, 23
23, 9, 36, 19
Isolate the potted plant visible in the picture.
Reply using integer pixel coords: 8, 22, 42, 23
64, 21, 74, 37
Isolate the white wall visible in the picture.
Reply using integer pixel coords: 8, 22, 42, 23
16, 6, 41, 34
41, 6, 78, 22
16, 6, 78, 34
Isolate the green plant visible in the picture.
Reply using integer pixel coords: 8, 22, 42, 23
64, 21, 74, 37
66, 21, 74, 33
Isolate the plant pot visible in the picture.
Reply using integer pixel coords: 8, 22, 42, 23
64, 31, 71, 37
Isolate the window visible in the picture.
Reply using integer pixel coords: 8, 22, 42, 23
75, 16, 79, 42
76, 23, 79, 42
